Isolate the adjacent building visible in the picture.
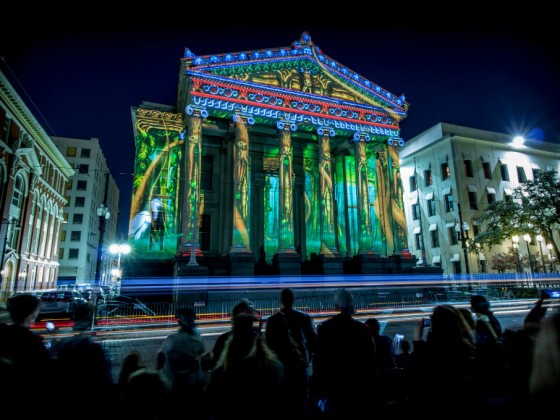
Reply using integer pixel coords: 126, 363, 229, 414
399, 122, 560, 275
51, 136, 119, 288
0, 71, 74, 301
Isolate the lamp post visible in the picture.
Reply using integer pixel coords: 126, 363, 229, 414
455, 203, 471, 290
547, 243, 554, 272
1, 218, 19, 287
109, 243, 131, 297
512, 235, 521, 273
95, 204, 110, 286
536, 234, 546, 273
523, 234, 534, 275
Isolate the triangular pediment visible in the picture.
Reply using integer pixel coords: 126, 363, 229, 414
182, 32, 408, 119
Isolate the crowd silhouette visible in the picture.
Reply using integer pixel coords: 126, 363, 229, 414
1, 288, 559, 420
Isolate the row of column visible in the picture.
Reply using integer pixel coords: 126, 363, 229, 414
181, 111, 384, 259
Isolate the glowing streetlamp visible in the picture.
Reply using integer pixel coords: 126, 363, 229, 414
536, 234, 546, 273
523, 234, 534, 274
109, 243, 131, 296
512, 235, 521, 272
95, 204, 111, 285
547, 243, 554, 272
454, 204, 470, 275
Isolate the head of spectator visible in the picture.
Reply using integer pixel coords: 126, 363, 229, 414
365, 317, 381, 336
280, 288, 294, 310
470, 295, 491, 315
7, 294, 41, 326
177, 307, 197, 333
232, 298, 255, 318
334, 288, 355, 315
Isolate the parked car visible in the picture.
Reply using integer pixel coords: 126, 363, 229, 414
38, 290, 87, 318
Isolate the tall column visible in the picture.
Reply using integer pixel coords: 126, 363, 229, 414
230, 114, 252, 253
353, 137, 374, 254
277, 121, 296, 253
317, 127, 339, 257
181, 110, 204, 255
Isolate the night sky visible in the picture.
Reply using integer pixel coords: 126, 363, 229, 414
2, 11, 558, 238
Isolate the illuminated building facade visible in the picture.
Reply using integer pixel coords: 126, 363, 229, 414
129, 33, 418, 276
399, 122, 560, 275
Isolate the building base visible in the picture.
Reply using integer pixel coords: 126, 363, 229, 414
273, 251, 302, 275
310, 253, 345, 274
229, 251, 255, 276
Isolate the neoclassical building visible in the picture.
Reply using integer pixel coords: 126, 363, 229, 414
129, 32, 418, 276
0, 71, 74, 300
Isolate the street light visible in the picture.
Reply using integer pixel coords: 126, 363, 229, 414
512, 235, 521, 272
536, 234, 546, 273
523, 234, 534, 274
1, 218, 19, 285
95, 204, 111, 285
547, 243, 554, 272
455, 204, 470, 275
109, 243, 131, 296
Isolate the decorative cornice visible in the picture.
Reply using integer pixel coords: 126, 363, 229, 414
182, 32, 408, 115
0, 73, 74, 177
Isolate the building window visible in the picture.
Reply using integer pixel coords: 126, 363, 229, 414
464, 159, 474, 177
424, 169, 432, 187
482, 161, 492, 179
11, 175, 23, 209
77, 180, 87, 190
479, 259, 487, 273
441, 162, 450, 180
414, 233, 422, 250
412, 203, 420, 221
431, 229, 439, 248
448, 227, 458, 245
63, 213, 69, 223
75, 196, 85, 207
409, 175, 417, 192
70, 231, 81, 241
58, 248, 64, 259
60, 230, 66, 241
69, 249, 79, 259
500, 164, 510, 181
66, 147, 77, 157
444, 194, 454, 212
516, 166, 527, 183
201, 156, 213, 191
73, 214, 83, 224
77, 164, 89, 174
468, 191, 478, 210
65, 180, 73, 190
504, 189, 513, 203
427, 198, 436, 217
487, 192, 495, 204
199, 214, 211, 251
472, 224, 480, 237
452, 261, 461, 274
532, 168, 541, 179
80, 148, 91, 158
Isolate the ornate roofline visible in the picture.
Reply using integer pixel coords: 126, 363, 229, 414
182, 32, 408, 116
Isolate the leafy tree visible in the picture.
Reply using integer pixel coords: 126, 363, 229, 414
470, 169, 560, 263
491, 252, 517, 273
